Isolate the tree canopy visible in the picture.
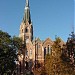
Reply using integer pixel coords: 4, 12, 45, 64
0, 30, 22, 75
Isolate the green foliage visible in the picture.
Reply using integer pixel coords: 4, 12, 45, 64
12, 36, 22, 49
61, 32, 75, 74
0, 30, 22, 75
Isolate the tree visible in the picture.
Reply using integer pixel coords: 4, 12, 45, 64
45, 37, 72, 75
61, 32, 75, 74
0, 30, 22, 75
45, 37, 62, 75
12, 36, 22, 49
66, 32, 75, 65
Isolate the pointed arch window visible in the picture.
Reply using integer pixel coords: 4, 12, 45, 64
48, 45, 50, 54
44, 47, 46, 58
25, 27, 29, 33
25, 28, 28, 33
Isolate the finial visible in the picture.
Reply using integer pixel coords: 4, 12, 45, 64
26, 0, 29, 7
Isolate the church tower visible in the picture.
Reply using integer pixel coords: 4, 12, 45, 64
19, 0, 33, 44
19, 0, 34, 61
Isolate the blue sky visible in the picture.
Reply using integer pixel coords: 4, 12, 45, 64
0, 0, 74, 42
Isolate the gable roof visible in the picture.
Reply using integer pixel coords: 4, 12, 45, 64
43, 38, 53, 45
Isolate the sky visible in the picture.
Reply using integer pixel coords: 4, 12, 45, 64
0, 0, 74, 42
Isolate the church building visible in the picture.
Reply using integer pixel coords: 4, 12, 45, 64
18, 0, 64, 74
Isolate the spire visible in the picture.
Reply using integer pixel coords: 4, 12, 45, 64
26, 0, 29, 7
23, 0, 31, 24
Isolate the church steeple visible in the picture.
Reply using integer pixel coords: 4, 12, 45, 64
26, 0, 29, 7
19, 0, 33, 43
23, 0, 31, 24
